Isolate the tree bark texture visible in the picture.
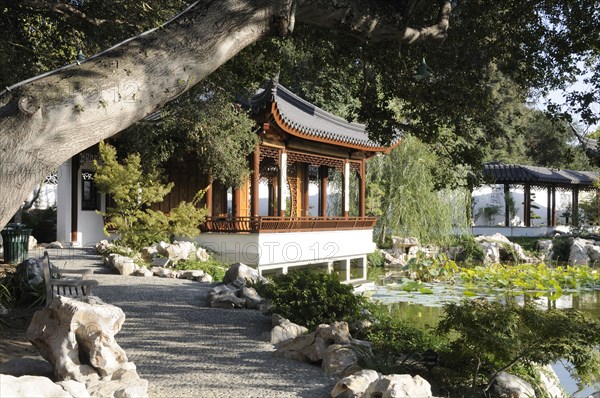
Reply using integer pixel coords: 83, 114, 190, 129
0, 0, 450, 229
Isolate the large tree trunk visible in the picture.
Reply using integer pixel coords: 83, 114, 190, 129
0, 0, 450, 230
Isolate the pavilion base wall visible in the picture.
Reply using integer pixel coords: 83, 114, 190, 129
195, 229, 375, 283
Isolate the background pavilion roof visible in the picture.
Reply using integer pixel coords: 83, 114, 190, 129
483, 161, 600, 189
250, 80, 401, 151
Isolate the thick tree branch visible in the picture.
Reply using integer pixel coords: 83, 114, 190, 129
0, 0, 453, 229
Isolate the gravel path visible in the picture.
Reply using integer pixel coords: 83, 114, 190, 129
40, 247, 337, 398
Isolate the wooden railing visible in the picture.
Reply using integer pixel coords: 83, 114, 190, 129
200, 216, 378, 233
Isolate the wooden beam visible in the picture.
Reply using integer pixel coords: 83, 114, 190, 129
504, 184, 510, 227
251, 145, 260, 217
343, 161, 350, 217
279, 150, 287, 216
319, 165, 328, 217
359, 160, 366, 217
301, 163, 309, 216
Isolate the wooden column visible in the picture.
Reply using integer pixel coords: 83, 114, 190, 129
301, 163, 309, 216
319, 166, 328, 217
205, 176, 213, 217
572, 187, 579, 227
232, 186, 241, 217
551, 186, 557, 226
524, 184, 531, 227
504, 184, 510, 227
251, 145, 260, 217
342, 161, 350, 217
278, 151, 287, 217
547, 186, 552, 227
359, 161, 366, 217
70, 155, 79, 243
270, 178, 278, 216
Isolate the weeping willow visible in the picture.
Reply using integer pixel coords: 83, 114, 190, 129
367, 135, 470, 245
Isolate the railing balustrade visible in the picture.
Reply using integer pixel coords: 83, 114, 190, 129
200, 216, 377, 233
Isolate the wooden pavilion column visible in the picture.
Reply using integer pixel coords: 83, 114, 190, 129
301, 163, 309, 216
342, 161, 350, 217
551, 186, 556, 226
359, 161, 366, 217
278, 150, 287, 217
205, 176, 213, 217
70, 155, 80, 243
546, 186, 553, 227
319, 165, 328, 217
504, 184, 510, 227
232, 186, 241, 217
524, 184, 531, 227
250, 145, 260, 217
572, 187, 580, 227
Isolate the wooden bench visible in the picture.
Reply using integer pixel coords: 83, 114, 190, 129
42, 250, 99, 307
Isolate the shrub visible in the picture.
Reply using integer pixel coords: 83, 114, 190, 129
21, 206, 57, 243
551, 236, 571, 263
367, 249, 386, 268
174, 258, 227, 281
254, 271, 367, 329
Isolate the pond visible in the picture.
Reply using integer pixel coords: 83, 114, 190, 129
366, 276, 600, 397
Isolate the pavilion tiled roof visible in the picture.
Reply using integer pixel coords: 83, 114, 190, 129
250, 80, 401, 151
483, 162, 600, 189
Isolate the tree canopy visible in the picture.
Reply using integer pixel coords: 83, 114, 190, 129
0, 0, 598, 228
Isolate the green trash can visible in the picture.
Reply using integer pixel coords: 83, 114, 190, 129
1, 223, 32, 264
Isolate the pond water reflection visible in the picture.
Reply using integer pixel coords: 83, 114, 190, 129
367, 278, 600, 397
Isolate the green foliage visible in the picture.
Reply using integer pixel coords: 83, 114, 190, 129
447, 235, 485, 264
254, 271, 367, 329
354, 304, 445, 375
436, 299, 600, 390
406, 253, 459, 283
173, 258, 227, 281
367, 250, 385, 268
367, 135, 471, 246
21, 206, 57, 243
117, 87, 257, 187
474, 204, 502, 226
94, 141, 207, 251
551, 237, 572, 263
460, 263, 600, 293
0, 270, 46, 309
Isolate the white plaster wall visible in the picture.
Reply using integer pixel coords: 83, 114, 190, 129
471, 184, 591, 227
56, 161, 71, 244
196, 229, 376, 267
55, 159, 106, 247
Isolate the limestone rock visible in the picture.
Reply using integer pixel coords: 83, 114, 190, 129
28, 235, 38, 251
57, 380, 90, 398
322, 344, 359, 377
318, 322, 352, 344
132, 267, 153, 278
200, 274, 213, 283
570, 238, 591, 266
94, 240, 114, 254
241, 286, 263, 309
16, 258, 55, 287
0, 357, 54, 378
270, 316, 309, 345
223, 262, 267, 285
492, 372, 535, 398
589, 391, 600, 398
45, 241, 64, 249
365, 374, 433, 398
26, 296, 134, 382
140, 246, 158, 262
479, 241, 501, 264
178, 270, 205, 280
166, 240, 196, 262
196, 247, 210, 262
86, 377, 148, 398
155, 241, 170, 257
0, 374, 73, 398
330, 369, 380, 398
587, 244, 600, 265
392, 236, 419, 252
537, 239, 553, 260
207, 285, 245, 308
107, 254, 137, 276
151, 266, 175, 278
